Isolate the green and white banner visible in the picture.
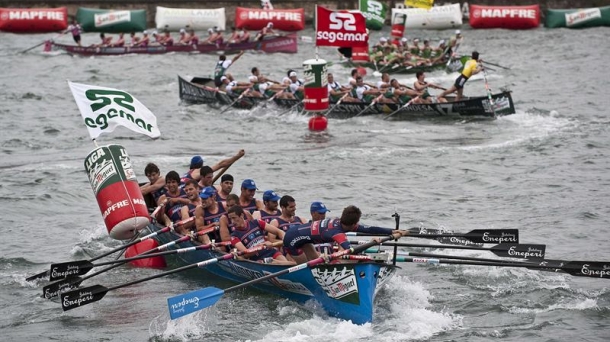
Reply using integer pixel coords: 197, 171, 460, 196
68, 81, 160, 140
359, 0, 387, 30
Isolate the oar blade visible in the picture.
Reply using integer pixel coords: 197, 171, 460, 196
49, 260, 94, 281
26, 270, 49, 282
167, 287, 225, 320
61, 285, 108, 311
42, 276, 83, 299
564, 261, 610, 279
490, 244, 546, 261
407, 227, 483, 246
465, 229, 519, 244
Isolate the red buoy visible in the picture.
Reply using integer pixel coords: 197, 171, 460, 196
308, 115, 328, 131
124, 239, 167, 268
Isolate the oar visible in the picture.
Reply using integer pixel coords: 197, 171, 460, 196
60, 243, 277, 311
387, 256, 610, 280
354, 94, 383, 118
359, 242, 546, 260
482, 60, 510, 70
20, 31, 66, 54
165, 232, 405, 319
325, 92, 350, 117
481, 66, 496, 116
384, 96, 420, 120
49, 241, 231, 281
211, 151, 244, 185
25, 214, 182, 282
219, 89, 250, 114
278, 100, 302, 116
347, 228, 519, 244
42, 224, 214, 299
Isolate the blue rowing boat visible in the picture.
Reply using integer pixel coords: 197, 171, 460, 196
148, 223, 397, 324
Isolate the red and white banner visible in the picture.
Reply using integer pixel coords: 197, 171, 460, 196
469, 4, 540, 29
315, 6, 368, 47
0, 7, 67, 33
235, 7, 304, 31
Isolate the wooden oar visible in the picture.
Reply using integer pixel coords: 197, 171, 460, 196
42, 224, 214, 299
347, 228, 519, 245
359, 242, 546, 260
354, 94, 383, 118
211, 151, 244, 185
165, 232, 404, 319
219, 89, 250, 114
383, 255, 610, 280
25, 211, 177, 282
325, 92, 350, 117
482, 60, 510, 70
60, 243, 278, 312
384, 96, 420, 120
481, 66, 496, 116
49, 241, 231, 281
20, 31, 66, 54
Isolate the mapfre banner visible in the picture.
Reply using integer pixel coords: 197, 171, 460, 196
315, 6, 368, 47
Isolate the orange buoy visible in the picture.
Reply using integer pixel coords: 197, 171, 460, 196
124, 239, 167, 268
308, 115, 328, 131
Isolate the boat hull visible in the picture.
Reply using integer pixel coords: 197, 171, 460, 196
178, 76, 516, 118
149, 223, 396, 324
49, 33, 298, 56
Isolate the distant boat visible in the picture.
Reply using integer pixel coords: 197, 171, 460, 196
45, 33, 298, 56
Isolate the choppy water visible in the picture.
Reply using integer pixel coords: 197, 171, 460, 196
1, 26, 610, 341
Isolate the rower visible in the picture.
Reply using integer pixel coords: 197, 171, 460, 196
194, 186, 227, 243
174, 180, 201, 234
413, 71, 446, 103
140, 163, 166, 202
238, 179, 263, 214
188, 29, 199, 45
156, 171, 189, 225
177, 28, 189, 45
214, 174, 234, 203
197, 166, 214, 189
351, 76, 382, 103
388, 78, 423, 104
310, 201, 329, 222
252, 190, 282, 223
268, 195, 307, 244
137, 31, 150, 47
283, 205, 407, 264
129, 32, 140, 47
111, 33, 125, 47
181, 150, 245, 185
288, 71, 305, 100
214, 51, 245, 87
225, 74, 252, 96
227, 206, 293, 265
162, 30, 174, 46
64, 20, 82, 46
151, 31, 164, 45
327, 73, 357, 103
254, 22, 276, 42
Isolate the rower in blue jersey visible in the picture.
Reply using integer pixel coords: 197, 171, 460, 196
180, 155, 204, 185
238, 179, 263, 214
172, 180, 200, 235
156, 171, 189, 226
193, 186, 226, 244
214, 174, 234, 203
283, 205, 407, 264
309, 201, 330, 222
252, 190, 282, 223
269, 195, 307, 243
227, 206, 293, 265
140, 163, 166, 203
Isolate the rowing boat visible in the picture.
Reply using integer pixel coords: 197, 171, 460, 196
45, 33, 298, 56
178, 75, 516, 118
147, 223, 397, 325
342, 55, 470, 75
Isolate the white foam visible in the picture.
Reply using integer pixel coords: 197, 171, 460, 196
508, 298, 598, 314
149, 310, 213, 341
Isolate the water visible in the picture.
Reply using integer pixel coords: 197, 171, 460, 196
1, 26, 610, 341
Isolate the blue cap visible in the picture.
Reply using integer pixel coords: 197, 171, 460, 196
190, 155, 204, 168
310, 201, 329, 214
241, 179, 258, 190
263, 190, 280, 201
199, 186, 216, 199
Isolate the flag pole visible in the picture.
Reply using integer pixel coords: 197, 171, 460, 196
315, 4, 319, 60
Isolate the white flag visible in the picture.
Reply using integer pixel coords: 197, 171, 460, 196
68, 81, 161, 140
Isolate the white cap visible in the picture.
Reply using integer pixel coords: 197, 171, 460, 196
289, 71, 297, 77
143, 30, 148, 35
152, 30, 158, 35
208, 28, 214, 33
248, 75, 258, 82
401, 37, 408, 42
267, 22, 273, 28
439, 39, 446, 45
180, 28, 186, 33
413, 38, 419, 42
455, 29, 461, 34
380, 37, 387, 42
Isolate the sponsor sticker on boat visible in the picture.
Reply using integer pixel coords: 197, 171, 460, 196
566, 8, 601, 27
312, 266, 359, 304
483, 96, 510, 113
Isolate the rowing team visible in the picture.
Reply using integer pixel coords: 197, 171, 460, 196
84, 22, 279, 49
140, 152, 406, 266
217, 67, 447, 105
